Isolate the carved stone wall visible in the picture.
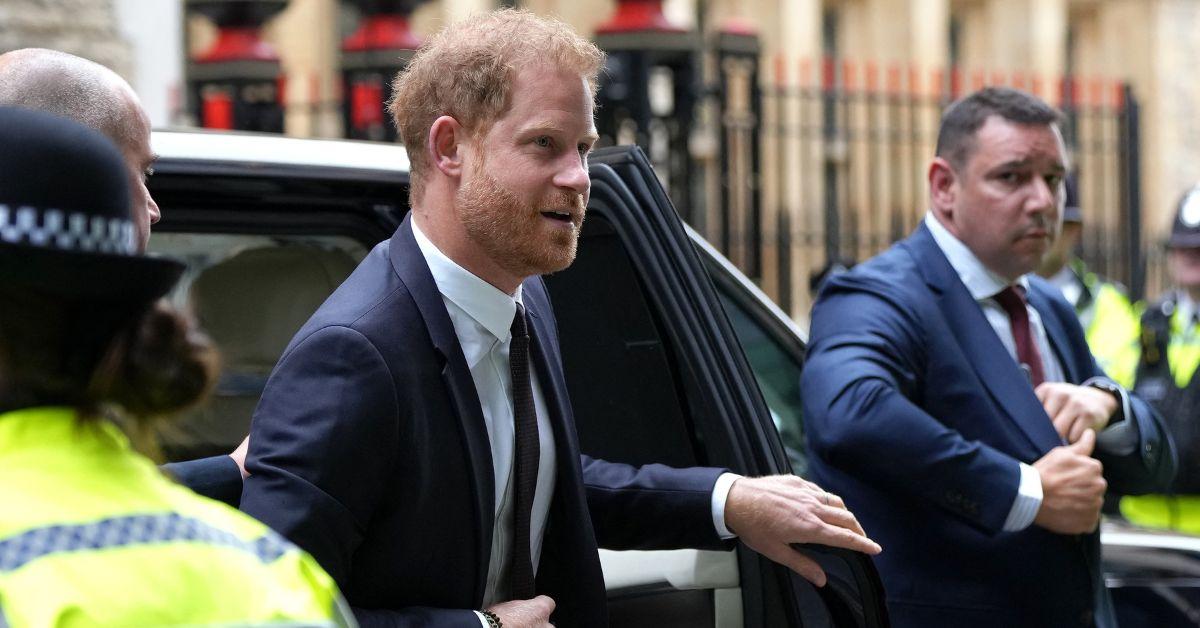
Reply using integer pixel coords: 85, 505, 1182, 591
0, 0, 132, 77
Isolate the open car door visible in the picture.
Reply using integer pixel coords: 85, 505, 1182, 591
546, 145, 890, 627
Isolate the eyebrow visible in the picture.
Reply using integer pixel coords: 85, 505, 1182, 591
521, 122, 599, 144
992, 159, 1064, 173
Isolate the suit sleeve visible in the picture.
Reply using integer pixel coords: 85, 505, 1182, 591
582, 456, 731, 551
802, 278, 1023, 534
240, 325, 482, 628
163, 455, 242, 506
1097, 390, 1176, 495
1032, 281, 1176, 494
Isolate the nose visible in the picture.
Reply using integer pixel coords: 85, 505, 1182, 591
146, 189, 161, 225
554, 152, 590, 197
1029, 177, 1058, 215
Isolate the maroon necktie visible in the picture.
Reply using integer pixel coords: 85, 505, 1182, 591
509, 302, 539, 599
993, 285, 1046, 388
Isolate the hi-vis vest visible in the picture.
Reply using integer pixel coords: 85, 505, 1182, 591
1121, 297, 1200, 532
1071, 261, 1142, 389
0, 407, 356, 627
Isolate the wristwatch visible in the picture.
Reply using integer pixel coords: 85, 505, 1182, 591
1084, 377, 1126, 424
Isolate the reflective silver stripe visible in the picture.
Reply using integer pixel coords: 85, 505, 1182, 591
0, 601, 9, 628
196, 623, 339, 627
0, 204, 134, 255
0, 513, 291, 573
332, 593, 358, 628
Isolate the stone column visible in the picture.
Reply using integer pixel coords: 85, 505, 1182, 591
269, 0, 341, 137
752, 0, 821, 318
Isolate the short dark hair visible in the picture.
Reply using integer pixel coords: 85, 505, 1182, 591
935, 87, 1063, 169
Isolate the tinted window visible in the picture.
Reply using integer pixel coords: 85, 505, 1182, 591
710, 277, 808, 476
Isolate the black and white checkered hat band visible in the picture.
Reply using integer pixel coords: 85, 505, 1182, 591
0, 204, 135, 255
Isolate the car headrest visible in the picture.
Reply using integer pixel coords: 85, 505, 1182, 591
190, 245, 356, 371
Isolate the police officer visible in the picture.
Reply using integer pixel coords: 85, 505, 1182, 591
1121, 184, 1200, 532
1038, 175, 1142, 387
0, 107, 355, 627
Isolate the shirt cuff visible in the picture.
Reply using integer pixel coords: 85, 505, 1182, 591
712, 472, 742, 539
474, 611, 490, 628
1002, 462, 1043, 531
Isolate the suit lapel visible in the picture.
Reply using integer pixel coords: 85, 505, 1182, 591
521, 278, 594, 593
388, 215, 494, 602
522, 279, 585, 494
523, 286, 580, 466
1025, 285, 1081, 383
908, 224, 1062, 454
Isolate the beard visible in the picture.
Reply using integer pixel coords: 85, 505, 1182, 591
454, 159, 586, 279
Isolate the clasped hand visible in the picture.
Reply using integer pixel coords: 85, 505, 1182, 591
1031, 383, 1117, 536
1035, 382, 1118, 444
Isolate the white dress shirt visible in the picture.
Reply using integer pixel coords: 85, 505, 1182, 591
411, 222, 735, 622
1177, 292, 1199, 328
1046, 266, 1084, 310
413, 223, 557, 611
925, 214, 1063, 531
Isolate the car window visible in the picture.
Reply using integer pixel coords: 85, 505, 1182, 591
148, 231, 369, 461
710, 277, 808, 477
547, 215, 703, 469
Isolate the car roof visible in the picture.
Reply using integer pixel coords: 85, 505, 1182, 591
152, 128, 410, 173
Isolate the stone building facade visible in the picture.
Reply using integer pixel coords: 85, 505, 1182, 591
5, 0, 1199, 314
0, 0, 131, 78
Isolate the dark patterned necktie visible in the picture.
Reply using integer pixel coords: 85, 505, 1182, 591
994, 285, 1046, 388
509, 302, 539, 599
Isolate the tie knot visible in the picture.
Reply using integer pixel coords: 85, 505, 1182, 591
511, 302, 528, 338
993, 285, 1028, 318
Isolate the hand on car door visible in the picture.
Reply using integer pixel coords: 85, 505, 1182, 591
723, 475, 882, 586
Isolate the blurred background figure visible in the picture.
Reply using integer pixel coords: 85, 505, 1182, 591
0, 48, 160, 252
1122, 185, 1200, 533
0, 106, 354, 627
1037, 174, 1141, 388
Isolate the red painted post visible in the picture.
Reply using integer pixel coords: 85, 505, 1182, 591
596, 0, 685, 34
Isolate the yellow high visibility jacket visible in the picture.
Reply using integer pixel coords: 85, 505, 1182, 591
0, 407, 356, 628
1121, 302, 1200, 532
1071, 263, 1141, 388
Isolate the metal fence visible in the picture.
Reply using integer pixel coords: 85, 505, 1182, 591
734, 60, 1145, 321
253, 56, 1146, 324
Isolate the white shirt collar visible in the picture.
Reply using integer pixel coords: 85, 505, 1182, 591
924, 212, 1027, 299
1046, 266, 1083, 308
411, 219, 522, 343
1176, 291, 1198, 326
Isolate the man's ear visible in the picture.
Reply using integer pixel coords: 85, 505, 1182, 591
428, 115, 465, 178
928, 156, 958, 219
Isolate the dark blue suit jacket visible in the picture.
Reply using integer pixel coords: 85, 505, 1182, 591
802, 223, 1174, 628
235, 217, 728, 627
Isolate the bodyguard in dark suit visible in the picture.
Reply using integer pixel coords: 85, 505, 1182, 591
235, 10, 880, 628
802, 87, 1174, 628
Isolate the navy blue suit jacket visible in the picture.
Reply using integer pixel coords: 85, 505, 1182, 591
802, 223, 1174, 628
236, 217, 728, 627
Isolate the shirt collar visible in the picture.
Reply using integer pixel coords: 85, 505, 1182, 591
1176, 291, 1198, 326
411, 219, 522, 342
1046, 266, 1082, 307
924, 212, 1027, 300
